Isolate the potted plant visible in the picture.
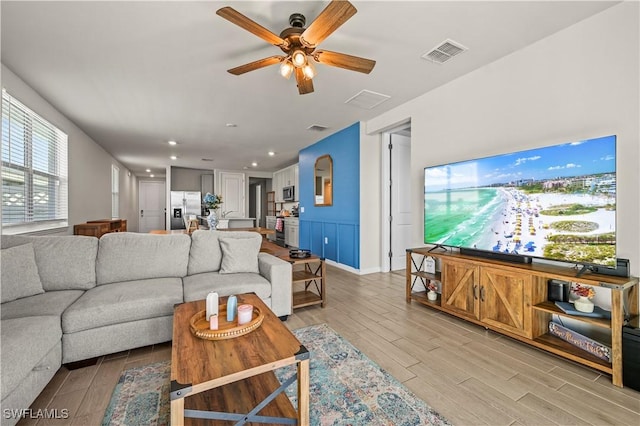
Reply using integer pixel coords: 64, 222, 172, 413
571, 283, 595, 313
427, 281, 438, 301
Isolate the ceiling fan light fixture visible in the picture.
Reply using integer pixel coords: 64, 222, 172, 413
291, 50, 307, 68
303, 61, 316, 80
280, 60, 294, 79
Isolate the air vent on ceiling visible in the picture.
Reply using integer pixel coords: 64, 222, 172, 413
345, 89, 391, 110
422, 39, 468, 64
307, 124, 329, 132
201, 158, 214, 162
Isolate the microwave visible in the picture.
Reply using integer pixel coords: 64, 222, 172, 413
283, 186, 295, 201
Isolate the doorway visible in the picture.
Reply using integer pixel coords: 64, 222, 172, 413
382, 123, 412, 271
219, 172, 245, 217
249, 178, 269, 227
139, 180, 166, 233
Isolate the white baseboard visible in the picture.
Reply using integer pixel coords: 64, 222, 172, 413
324, 259, 381, 275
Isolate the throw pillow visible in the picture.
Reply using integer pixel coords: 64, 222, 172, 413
1, 243, 45, 303
219, 236, 261, 274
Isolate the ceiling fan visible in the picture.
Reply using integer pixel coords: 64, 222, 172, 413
216, 0, 376, 95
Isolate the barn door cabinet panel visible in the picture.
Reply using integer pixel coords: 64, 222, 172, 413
439, 257, 532, 338
441, 258, 479, 321
478, 266, 532, 338
406, 247, 639, 387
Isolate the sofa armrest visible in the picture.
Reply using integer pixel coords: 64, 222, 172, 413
258, 253, 292, 317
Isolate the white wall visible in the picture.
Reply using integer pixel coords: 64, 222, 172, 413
1, 65, 138, 233
360, 122, 381, 273
171, 166, 213, 192
365, 3, 639, 275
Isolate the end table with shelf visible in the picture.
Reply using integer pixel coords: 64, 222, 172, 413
259, 239, 326, 311
284, 255, 326, 310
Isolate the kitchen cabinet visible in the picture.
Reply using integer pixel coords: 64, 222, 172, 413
273, 163, 299, 202
284, 217, 299, 248
266, 216, 276, 242
274, 171, 283, 202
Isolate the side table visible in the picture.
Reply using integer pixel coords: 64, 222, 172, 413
282, 255, 326, 309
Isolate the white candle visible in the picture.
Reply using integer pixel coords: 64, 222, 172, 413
209, 314, 218, 330
206, 292, 219, 320
237, 304, 253, 325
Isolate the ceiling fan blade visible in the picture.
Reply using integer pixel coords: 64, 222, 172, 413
313, 50, 376, 74
300, 0, 357, 47
295, 68, 314, 95
217, 7, 287, 47
228, 56, 284, 75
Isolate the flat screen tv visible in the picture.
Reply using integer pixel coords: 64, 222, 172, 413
424, 135, 616, 267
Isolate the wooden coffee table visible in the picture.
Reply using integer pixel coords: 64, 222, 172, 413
170, 293, 310, 425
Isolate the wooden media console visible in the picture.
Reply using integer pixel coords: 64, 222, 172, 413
406, 247, 638, 387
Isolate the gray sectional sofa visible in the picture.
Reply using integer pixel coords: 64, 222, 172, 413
0, 230, 292, 426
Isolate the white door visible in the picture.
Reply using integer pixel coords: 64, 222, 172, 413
139, 181, 166, 233
220, 172, 245, 217
390, 133, 412, 270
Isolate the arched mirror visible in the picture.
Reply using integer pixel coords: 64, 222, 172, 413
314, 155, 333, 206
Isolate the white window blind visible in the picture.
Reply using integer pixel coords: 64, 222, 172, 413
2, 90, 69, 232
111, 164, 119, 218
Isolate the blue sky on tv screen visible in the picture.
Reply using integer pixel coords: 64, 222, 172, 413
424, 135, 616, 192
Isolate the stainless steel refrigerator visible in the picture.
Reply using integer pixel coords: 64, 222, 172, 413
170, 191, 201, 230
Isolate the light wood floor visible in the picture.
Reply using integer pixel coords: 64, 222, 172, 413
18, 266, 640, 425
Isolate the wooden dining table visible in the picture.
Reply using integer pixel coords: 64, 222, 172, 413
149, 227, 275, 237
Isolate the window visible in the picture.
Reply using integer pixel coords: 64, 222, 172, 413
2, 90, 68, 233
111, 164, 119, 218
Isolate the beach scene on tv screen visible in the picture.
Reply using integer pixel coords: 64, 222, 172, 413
424, 135, 616, 266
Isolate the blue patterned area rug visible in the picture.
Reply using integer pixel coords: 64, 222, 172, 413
102, 323, 451, 425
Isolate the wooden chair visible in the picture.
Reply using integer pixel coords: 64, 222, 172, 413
186, 218, 199, 234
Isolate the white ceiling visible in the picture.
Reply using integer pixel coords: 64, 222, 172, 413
1, 1, 617, 176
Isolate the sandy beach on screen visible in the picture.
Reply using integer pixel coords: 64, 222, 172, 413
482, 189, 615, 258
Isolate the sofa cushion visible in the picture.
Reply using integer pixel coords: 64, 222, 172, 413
183, 272, 271, 302
187, 230, 263, 276
1, 290, 85, 320
219, 236, 261, 274
96, 233, 191, 285
187, 230, 223, 275
33, 236, 98, 290
1, 243, 44, 303
1, 235, 98, 291
62, 278, 183, 333
1, 316, 62, 397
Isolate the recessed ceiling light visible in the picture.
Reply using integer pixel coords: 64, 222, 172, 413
226, 123, 237, 128
168, 140, 177, 145
150, 174, 155, 178
251, 162, 258, 167
268, 151, 275, 156
145, 169, 151, 173
170, 155, 177, 160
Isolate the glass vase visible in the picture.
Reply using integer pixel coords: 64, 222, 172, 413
207, 210, 218, 230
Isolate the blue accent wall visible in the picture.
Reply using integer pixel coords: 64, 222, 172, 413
299, 123, 360, 268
